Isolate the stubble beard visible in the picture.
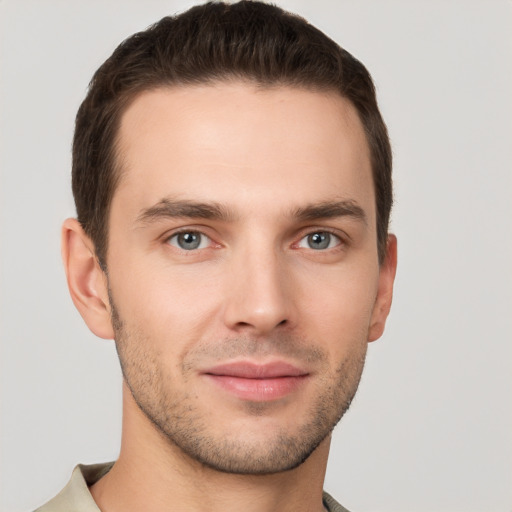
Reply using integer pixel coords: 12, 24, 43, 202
110, 299, 367, 475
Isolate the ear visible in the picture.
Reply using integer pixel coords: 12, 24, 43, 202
61, 218, 114, 340
368, 234, 397, 342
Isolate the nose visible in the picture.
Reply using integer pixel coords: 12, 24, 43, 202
222, 244, 296, 335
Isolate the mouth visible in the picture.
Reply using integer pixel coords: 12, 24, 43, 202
202, 361, 310, 401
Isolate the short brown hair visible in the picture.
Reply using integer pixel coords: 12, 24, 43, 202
73, 0, 392, 267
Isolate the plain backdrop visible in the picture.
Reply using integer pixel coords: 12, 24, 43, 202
1, 1, 511, 511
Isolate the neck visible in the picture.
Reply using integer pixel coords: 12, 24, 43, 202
91, 384, 330, 512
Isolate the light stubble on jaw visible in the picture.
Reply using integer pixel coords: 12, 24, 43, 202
108, 289, 367, 475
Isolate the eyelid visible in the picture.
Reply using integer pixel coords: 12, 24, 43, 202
160, 225, 349, 252
294, 226, 348, 245
299, 231, 341, 249
163, 226, 220, 251
168, 231, 209, 250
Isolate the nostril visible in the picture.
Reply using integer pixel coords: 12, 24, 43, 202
234, 318, 288, 331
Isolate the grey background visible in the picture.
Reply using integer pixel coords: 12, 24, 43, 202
1, 1, 511, 511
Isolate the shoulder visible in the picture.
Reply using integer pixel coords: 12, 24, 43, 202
34, 463, 113, 512
323, 491, 353, 512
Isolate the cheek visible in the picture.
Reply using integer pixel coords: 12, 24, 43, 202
299, 261, 379, 346
110, 259, 225, 344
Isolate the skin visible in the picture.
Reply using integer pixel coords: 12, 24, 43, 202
62, 82, 397, 512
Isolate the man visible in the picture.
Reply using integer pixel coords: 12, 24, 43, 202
37, 1, 396, 511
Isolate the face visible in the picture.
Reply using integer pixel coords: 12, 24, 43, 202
105, 82, 389, 474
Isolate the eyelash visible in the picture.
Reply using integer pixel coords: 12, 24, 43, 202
164, 227, 347, 253
165, 229, 214, 251
295, 230, 344, 251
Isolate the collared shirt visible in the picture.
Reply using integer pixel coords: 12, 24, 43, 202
35, 463, 351, 512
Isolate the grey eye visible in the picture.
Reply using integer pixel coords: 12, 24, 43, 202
298, 232, 340, 250
168, 231, 209, 250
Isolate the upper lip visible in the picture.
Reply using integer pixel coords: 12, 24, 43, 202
203, 361, 308, 379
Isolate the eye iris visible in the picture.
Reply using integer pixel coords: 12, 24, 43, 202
178, 232, 201, 250
308, 232, 330, 250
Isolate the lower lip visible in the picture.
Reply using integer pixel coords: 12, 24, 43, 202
205, 375, 308, 401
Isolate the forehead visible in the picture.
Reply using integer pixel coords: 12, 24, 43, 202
113, 82, 374, 223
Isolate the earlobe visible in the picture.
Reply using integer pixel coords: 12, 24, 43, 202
368, 234, 397, 342
61, 218, 115, 340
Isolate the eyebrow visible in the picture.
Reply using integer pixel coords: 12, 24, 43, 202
136, 197, 367, 226
293, 200, 367, 224
136, 198, 236, 225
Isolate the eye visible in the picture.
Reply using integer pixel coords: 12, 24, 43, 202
297, 231, 341, 250
167, 231, 211, 251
